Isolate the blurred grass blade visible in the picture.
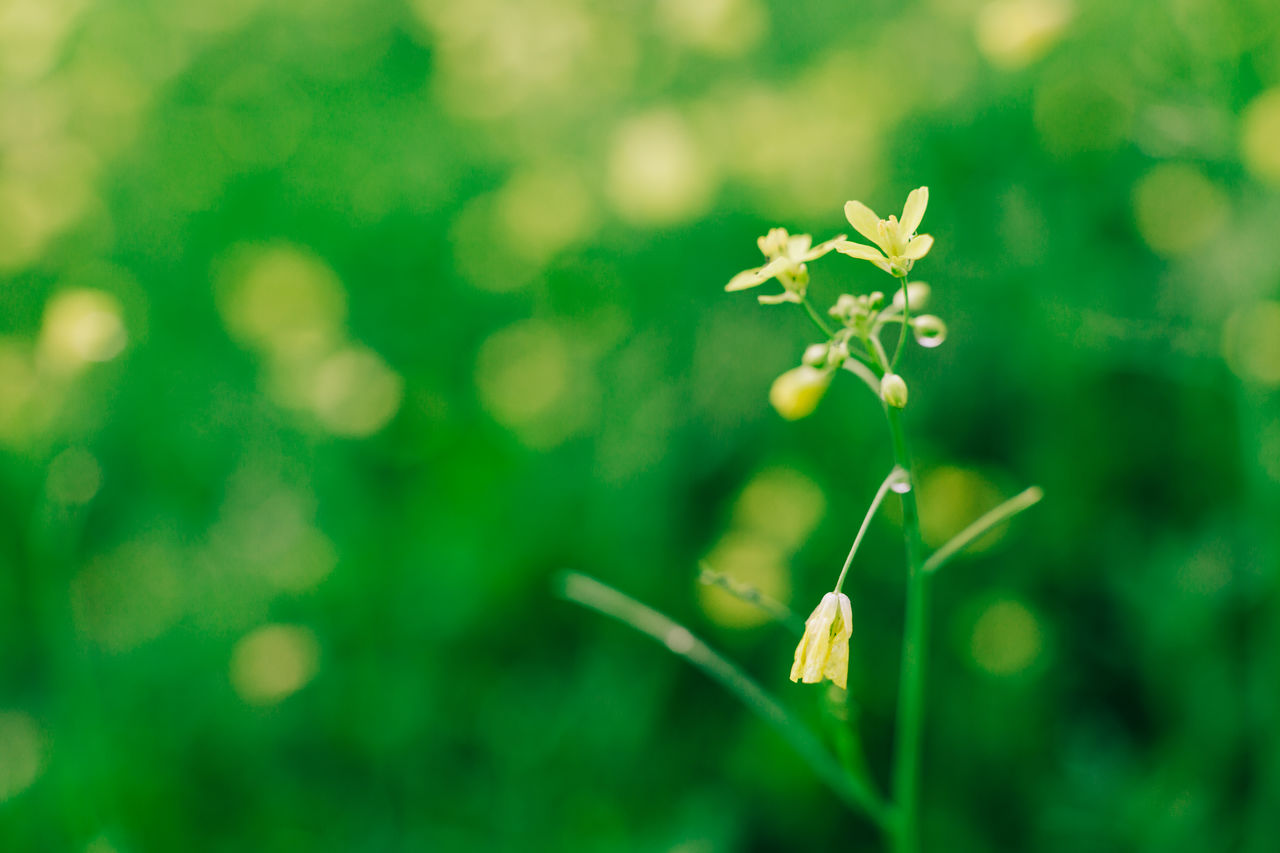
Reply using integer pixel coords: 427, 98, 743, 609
922, 486, 1044, 574
557, 571, 890, 827
698, 562, 803, 636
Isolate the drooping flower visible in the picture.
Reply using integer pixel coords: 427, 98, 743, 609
769, 365, 833, 420
835, 187, 934, 277
790, 591, 853, 689
726, 227, 846, 304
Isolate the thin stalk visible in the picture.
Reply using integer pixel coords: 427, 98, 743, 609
800, 294, 836, 338
923, 487, 1044, 574
842, 359, 883, 396
889, 277, 912, 372
885, 405, 928, 853
558, 571, 892, 828
834, 467, 907, 594
866, 332, 892, 373
698, 563, 803, 635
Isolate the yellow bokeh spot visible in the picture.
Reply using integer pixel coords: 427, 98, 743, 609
916, 466, 1005, 551
607, 110, 715, 225
1240, 88, 1280, 184
698, 532, 790, 629
208, 473, 337, 593
70, 539, 184, 652
1222, 300, 1280, 387
0, 142, 99, 271
731, 466, 826, 552
307, 346, 404, 437
976, 0, 1072, 70
1132, 163, 1226, 256
230, 624, 320, 706
655, 0, 766, 56
38, 289, 127, 372
0, 338, 39, 437
0, 710, 44, 802
217, 244, 347, 359
969, 598, 1043, 676
494, 165, 595, 265
0, 0, 87, 81
47, 447, 102, 505
475, 320, 595, 448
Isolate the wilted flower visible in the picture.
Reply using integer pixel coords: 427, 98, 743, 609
836, 187, 933, 277
790, 591, 853, 689
726, 227, 846, 304
769, 365, 833, 420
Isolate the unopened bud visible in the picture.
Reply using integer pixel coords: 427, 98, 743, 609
892, 282, 931, 311
770, 366, 833, 420
911, 315, 947, 348
802, 343, 828, 367
880, 373, 908, 408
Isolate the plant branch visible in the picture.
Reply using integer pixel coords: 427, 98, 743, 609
835, 467, 908, 594
799, 294, 836, 338
922, 487, 1044, 574
698, 563, 802, 635
557, 571, 892, 828
889, 277, 911, 371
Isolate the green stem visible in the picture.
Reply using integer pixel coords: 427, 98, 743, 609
698, 562, 803, 635
890, 278, 911, 372
922, 487, 1043, 574
885, 405, 928, 853
557, 571, 892, 829
800, 294, 836, 338
834, 467, 907, 594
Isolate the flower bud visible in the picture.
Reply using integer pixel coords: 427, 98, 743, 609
801, 343, 828, 367
880, 373, 908, 408
892, 282, 931, 311
769, 365, 832, 420
790, 592, 853, 689
911, 314, 947, 348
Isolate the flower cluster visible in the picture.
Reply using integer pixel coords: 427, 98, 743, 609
725, 228, 845, 305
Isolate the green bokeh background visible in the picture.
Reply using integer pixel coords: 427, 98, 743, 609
2, 0, 1280, 850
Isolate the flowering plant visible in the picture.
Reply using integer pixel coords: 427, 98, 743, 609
562, 187, 1041, 853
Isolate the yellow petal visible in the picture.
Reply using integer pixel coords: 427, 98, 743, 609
726, 266, 766, 291
802, 233, 848, 261
786, 233, 813, 258
790, 592, 852, 687
902, 234, 933, 260
757, 291, 800, 305
900, 187, 929, 234
843, 200, 885, 248
835, 240, 894, 274
823, 594, 853, 689
726, 256, 787, 291
757, 227, 789, 257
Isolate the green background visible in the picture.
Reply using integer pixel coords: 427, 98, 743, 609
2, 0, 1280, 850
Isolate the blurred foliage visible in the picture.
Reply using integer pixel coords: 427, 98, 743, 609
1, 0, 1280, 850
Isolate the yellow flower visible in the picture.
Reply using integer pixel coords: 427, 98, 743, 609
835, 187, 934, 277
769, 365, 832, 420
726, 227, 846, 304
790, 591, 852, 689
